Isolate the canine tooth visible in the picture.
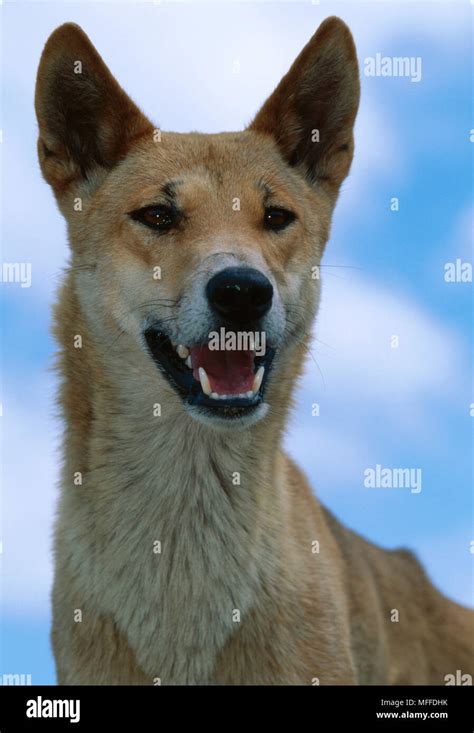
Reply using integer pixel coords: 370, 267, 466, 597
210, 392, 219, 400
176, 344, 189, 359
246, 390, 254, 398
185, 355, 192, 368
252, 366, 265, 393
198, 367, 212, 396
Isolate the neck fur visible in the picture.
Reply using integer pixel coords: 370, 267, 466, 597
58, 297, 297, 682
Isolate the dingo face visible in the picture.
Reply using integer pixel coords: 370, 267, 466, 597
36, 19, 359, 428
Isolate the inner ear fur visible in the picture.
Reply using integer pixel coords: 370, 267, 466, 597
35, 23, 154, 195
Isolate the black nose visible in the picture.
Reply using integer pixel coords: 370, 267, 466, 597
206, 267, 273, 325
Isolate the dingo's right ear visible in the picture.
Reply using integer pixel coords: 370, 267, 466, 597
35, 23, 153, 197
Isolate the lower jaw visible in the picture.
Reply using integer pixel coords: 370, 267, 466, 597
185, 399, 270, 428
143, 328, 275, 421
185, 384, 263, 411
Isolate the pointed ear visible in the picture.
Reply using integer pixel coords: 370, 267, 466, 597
249, 17, 360, 198
35, 23, 154, 195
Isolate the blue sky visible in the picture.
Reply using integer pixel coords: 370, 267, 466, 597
1, 0, 472, 684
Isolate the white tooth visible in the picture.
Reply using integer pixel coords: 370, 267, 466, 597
176, 344, 189, 359
185, 355, 192, 368
220, 395, 228, 400
239, 393, 246, 399
252, 366, 265, 393
246, 390, 254, 398
210, 392, 219, 400
198, 367, 212, 396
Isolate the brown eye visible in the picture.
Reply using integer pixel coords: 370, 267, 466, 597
264, 207, 296, 232
129, 205, 179, 233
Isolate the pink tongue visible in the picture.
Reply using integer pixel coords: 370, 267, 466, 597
191, 345, 254, 394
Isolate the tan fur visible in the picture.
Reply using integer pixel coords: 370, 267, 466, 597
35, 19, 473, 685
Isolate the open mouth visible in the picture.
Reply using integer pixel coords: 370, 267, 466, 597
144, 327, 275, 417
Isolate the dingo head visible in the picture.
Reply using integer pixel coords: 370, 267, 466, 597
35, 19, 359, 429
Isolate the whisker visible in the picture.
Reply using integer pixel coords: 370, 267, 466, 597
134, 302, 178, 311
268, 263, 362, 277
64, 263, 97, 273
282, 325, 326, 390
102, 327, 129, 352
318, 264, 362, 270
48, 263, 97, 282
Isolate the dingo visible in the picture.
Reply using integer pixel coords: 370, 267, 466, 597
35, 18, 473, 684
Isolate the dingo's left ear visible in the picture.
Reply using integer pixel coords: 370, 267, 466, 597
249, 17, 360, 199
35, 23, 153, 196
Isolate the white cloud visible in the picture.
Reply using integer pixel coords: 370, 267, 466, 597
299, 271, 467, 417
338, 92, 406, 216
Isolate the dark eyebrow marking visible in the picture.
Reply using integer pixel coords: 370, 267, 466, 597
256, 179, 275, 204
161, 179, 184, 200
